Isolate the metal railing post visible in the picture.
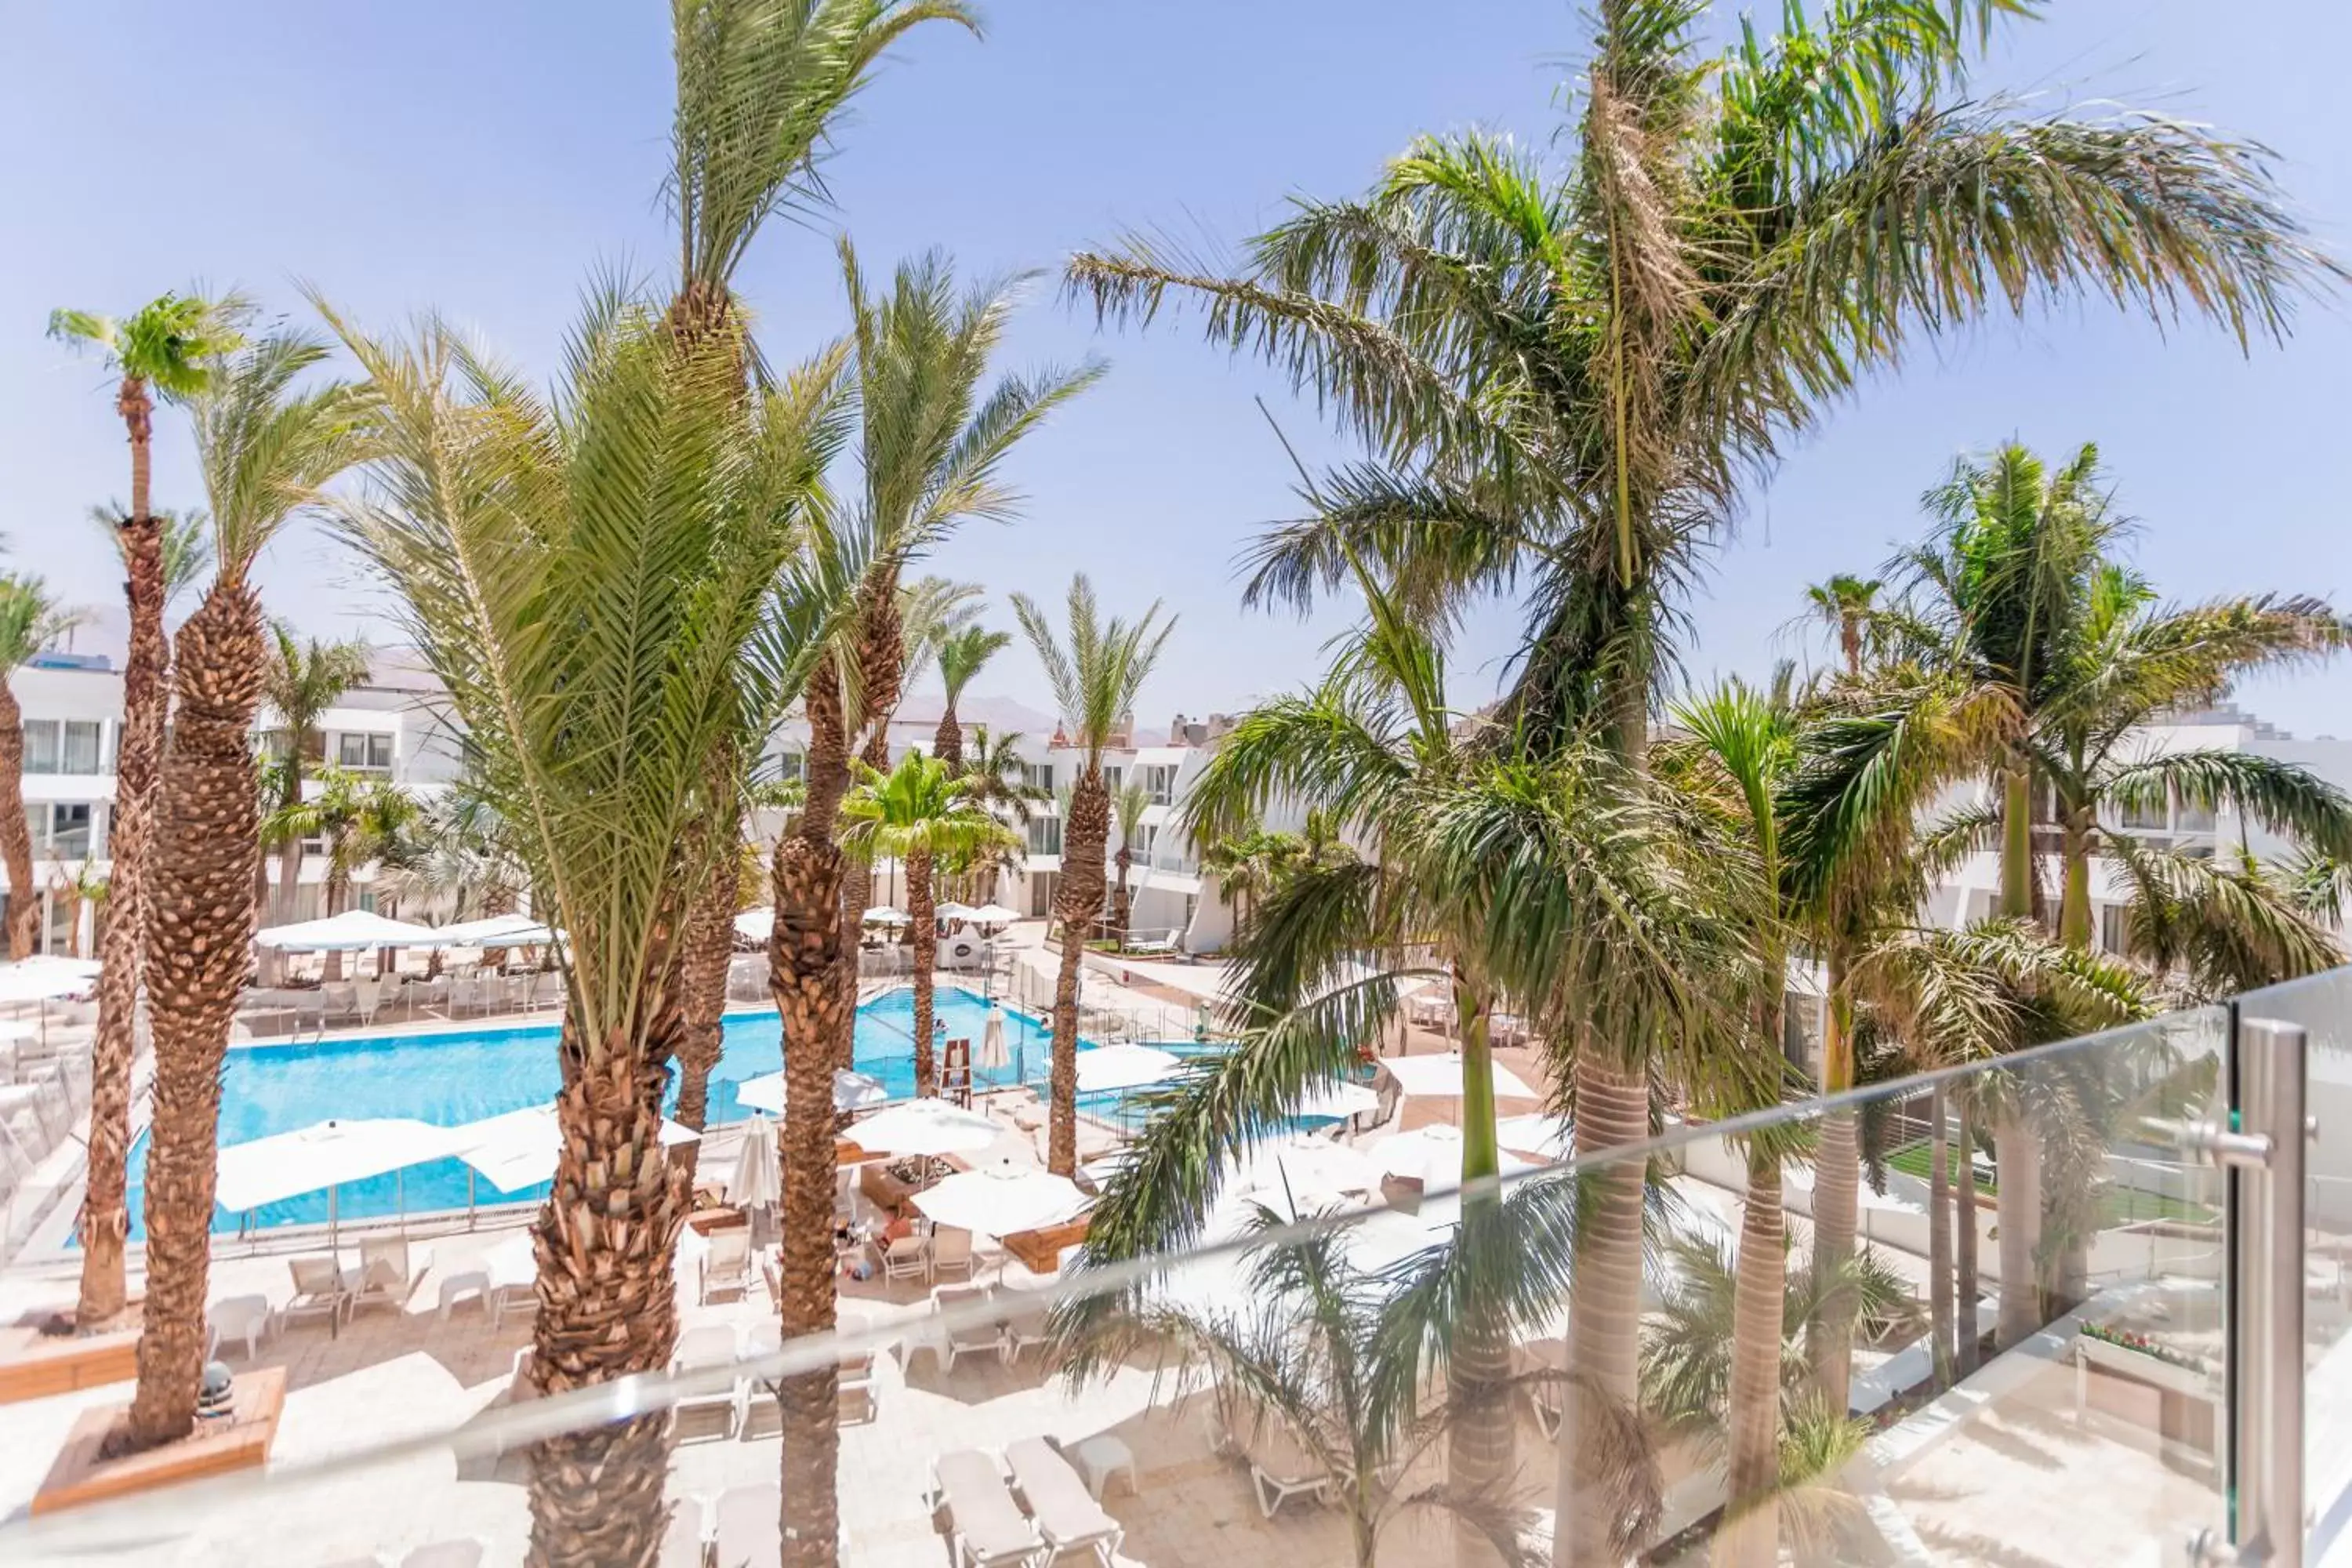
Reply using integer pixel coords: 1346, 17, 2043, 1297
2234, 1017, 2310, 1568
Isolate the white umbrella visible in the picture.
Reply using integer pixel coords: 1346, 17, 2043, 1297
254, 909, 439, 951
1076, 1043, 1182, 1094
214, 1118, 466, 1247
732, 1068, 887, 1116
965, 903, 1021, 928
848, 1097, 1000, 1158
1293, 1078, 1381, 1121
861, 906, 909, 927
1376, 1052, 1537, 1101
910, 1164, 1089, 1238
935, 901, 976, 921
0, 955, 101, 1003
1239, 1137, 1382, 1212
1370, 1123, 1541, 1187
729, 1113, 780, 1214
448, 1104, 700, 1194
733, 908, 775, 943
430, 913, 559, 947
1495, 1112, 1573, 1162
978, 1008, 1010, 1072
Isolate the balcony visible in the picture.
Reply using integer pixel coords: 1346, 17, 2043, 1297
2, 968, 2347, 1566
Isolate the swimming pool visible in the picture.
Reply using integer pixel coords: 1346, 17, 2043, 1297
122, 986, 1174, 1236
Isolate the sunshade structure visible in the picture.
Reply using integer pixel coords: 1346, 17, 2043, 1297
214, 1118, 465, 1247
848, 1097, 1000, 1159
910, 1163, 1089, 1238
448, 1103, 700, 1194
1292, 1078, 1381, 1121
732, 1068, 887, 1116
934, 901, 975, 921
1375, 1052, 1537, 1101
1075, 1043, 1182, 1094
964, 903, 1021, 928
730, 1112, 780, 1214
1494, 1112, 1573, 1163
861, 906, 909, 927
253, 909, 438, 951
732, 908, 775, 943
1235, 1136, 1382, 1217
430, 913, 559, 948
0, 955, 101, 1003
1370, 1123, 1541, 1188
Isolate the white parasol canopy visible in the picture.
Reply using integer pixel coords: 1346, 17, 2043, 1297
964, 903, 1021, 927
1376, 1052, 1537, 1101
934, 901, 976, 921
732, 1068, 887, 1116
733, 908, 775, 942
1076, 1043, 1182, 1094
254, 909, 439, 952
213, 1119, 466, 1243
861, 906, 909, 927
1239, 1137, 1381, 1212
1293, 1078, 1381, 1120
448, 1104, 700, 1193
730, 1112, 780, 1212
0, 955, 102, 1002
431, 913, 559, 947
848, 1097, 1000, 1158
978, 1008, 1010, 1071
910, 1163, 1088, 1238
1370, 1123, 1541, 1187
1494, 1112, 1573, 1163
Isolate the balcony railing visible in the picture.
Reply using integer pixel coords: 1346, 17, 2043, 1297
5, 967, 2348, 1566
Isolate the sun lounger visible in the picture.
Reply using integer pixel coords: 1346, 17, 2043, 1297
285, 1255, 354, 1330
352, 1237, 430, 1316
1004, 1437, 1124, 1566
1000, 1295, 1052, 1365
934, 1285, 1005, 1372
1243, 1420, 1330, 1518
931, 1225, 978, 1283
661, 1497, 706, 1567
713, 1483, 782, 1568
208, 1294, 276, 1361
882, 1233, 931, 1285
700, 1226, 753, 1304
670, 1324, 743, 1443
932, 1450, 1046, 1568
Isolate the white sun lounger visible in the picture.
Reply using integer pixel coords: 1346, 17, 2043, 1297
1243, 1420, 1330, 1518
285, 1255, 355, 1330
660, 1497, 706, 1567
352, 1236, 430, 1317
935, 1284, 1005, 1372
932, 1450, 1046, 1568
1004, 1437, 1123, 1566
713, 1483, 782, 1568
672, 1324, 743, 1443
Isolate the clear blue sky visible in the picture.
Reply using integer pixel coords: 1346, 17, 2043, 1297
5, 0, 2348, 735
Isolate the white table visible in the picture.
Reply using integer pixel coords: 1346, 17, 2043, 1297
1071, 1433, 1136, 1500
436, 1268, 491, 1323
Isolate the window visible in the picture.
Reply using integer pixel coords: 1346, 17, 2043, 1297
60, 721, 102, 774
1102, 766, 1123, 795
1027, 817, 1063, 856
2176, 798, 2216, 834
776, 749, 808, 782
2118, 791, 2168, 831
2099, 904, 2131, 956
22, 720, 58, 775
1142, 764, 1176, 805
336, 732, 394, 772
43, 893, 75, 956
45, 804, 93, 858
1022, 762, 1055, 793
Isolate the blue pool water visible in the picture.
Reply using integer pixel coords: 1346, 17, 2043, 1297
124, 986, 1178, 1237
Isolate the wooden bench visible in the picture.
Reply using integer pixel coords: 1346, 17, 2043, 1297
0, 1330, 140, 1406
1000, 1217, 1091, 1276
34, 1365, 288, 1515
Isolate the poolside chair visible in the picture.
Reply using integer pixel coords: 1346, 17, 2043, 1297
488, 1279, 537, 1331
294, 989, 328, 1037
660, 1497, 707, 1568
284, 1255, 354, 1330
931, 1225, 978, 1283
1243, 1420, 1331, 1518
353, 976, 385, 1025
931, 1450, 1047, 1568
322, 983, 359, 1025
935, 1285, 1005, 1372
400, 1542, 484, 1568
1000, 1295, 1052, 1366
208, 1294, 275, 1361
735, 1323, 784, 1441
882, 1232, 931, 1286
699, 1227, 753, 1304
670, 1324, 742, 1443
713, 1483, 783, 1568
352, 1236, 430, 1316
1004, 1437, 1124, 1566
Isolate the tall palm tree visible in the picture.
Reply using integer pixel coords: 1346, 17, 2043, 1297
0, 575, 81, 960
1067, 13, 2333, 1548
1107, 779, 1151, 949
53, 299, 249, 1328
932, 622, 1011, 768
953, 724, 1044, 904
839, 751, 1017, 1094
125, 327, 365, 1450
1013, 575, 1172, 1174
1801, 576, 1886, 678
259, 625, 373, 953
326, 293, 853, 1565
89, 503, 218, 608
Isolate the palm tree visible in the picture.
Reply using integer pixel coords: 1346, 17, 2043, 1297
89, 503, 218, 608
932, 622, 1011, 768
325, 292, 851, 1565
1801, 576, 1886, 678
125, 326, 365, 1450
1013, 575, 1173, 1175
953, 724, 1045, 904
1068, 14, 2334, 1548
258, 624, 373, 965
1107, 780, 1151, 949
0, 575, 81, 960
839, 751, 1017, 1094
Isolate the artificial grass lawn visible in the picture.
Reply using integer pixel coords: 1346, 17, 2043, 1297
1885, 1139, 2214, 1226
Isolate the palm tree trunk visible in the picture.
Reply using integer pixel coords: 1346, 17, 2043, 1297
125, 583, 265, 1449
909, 842, 937, 1097
1953, 1083, 1981, 1375
673, 861, 738, 1134
524, 1017, 690, 1568
78, 514, 168, 1327
1806, 971, 1859, 1416
1555, 1048, 1652, 1568
0, 686, 39, 961
1111, 849, 1132, 950
1047, 765, 1108, 1177
768, 653, 848, 1568
1449, 983, 1515, 1567
1715, 1146, 1785, 1568
1992, 764, 2043, 1351
933, 705, 963, 770
833, 728, 888, 1072
1927, 1087, 1954, 1389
